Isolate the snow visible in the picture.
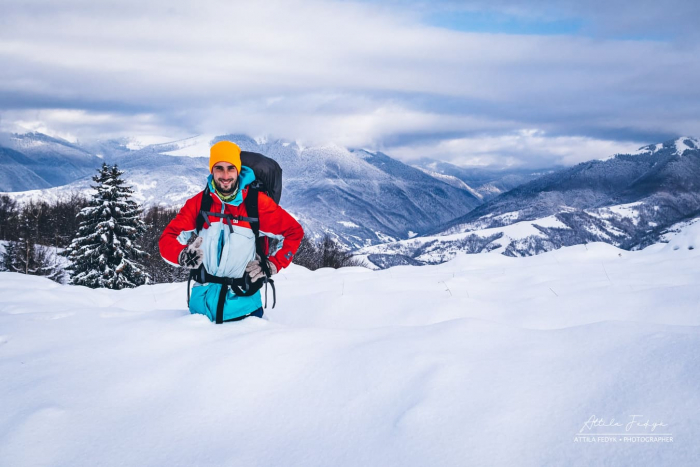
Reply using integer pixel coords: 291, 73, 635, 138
374, 230, 397, 243
354, 149, 374, 160
532, 214, 567, 229
660, 217, 700, 252
358, 214, 576, 264
414, 166, 483, 199
1, 241, 698, 466
160, 134, 217, 158
337, 221, 359, 228
124, 135, 175, 151
632, 142, 664, 155
674, 137, 699, 156
348, 253, 379, 270
472, 215, 565, 240
591, 201, 643, 226
375, 215, 567, 251
631, 138, 700, 157
2, 185, 96, 205
129, 180, 158, 203
583, 224, 611, 240
493, 210, 520, 223
441, 209, 555, 237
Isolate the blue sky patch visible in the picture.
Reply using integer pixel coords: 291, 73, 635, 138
426, 10, 584, 36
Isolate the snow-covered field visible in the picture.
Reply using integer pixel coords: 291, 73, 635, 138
1, 237, 699, 466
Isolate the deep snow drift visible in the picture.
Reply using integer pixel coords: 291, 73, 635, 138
1, 241, 699, 466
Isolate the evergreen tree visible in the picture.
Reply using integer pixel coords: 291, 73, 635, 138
292, 235, 321, 270
64, 163, 150, 289
1, 205, 64, 282
0, 194, 19, 241
292, 233, 365, 270
319, 234, 363, 269
1, 240, 21, 272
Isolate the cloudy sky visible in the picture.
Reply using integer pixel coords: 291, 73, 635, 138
2, 0, 699, 167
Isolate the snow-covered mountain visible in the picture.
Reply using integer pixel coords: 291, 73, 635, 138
413, 166, 484, 199
1, 132, 482, 249
359, 137, 700, 266
0, 132, 104, 191
8, 131, 698, 258
412, 159, 558, 201
211, 135, 483, 247
441, 137, 700, 230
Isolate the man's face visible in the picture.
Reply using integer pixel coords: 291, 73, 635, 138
212, 163, 238, 194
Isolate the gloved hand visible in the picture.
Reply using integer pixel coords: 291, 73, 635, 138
178, 236, 204, 268
245, 255, 277, 282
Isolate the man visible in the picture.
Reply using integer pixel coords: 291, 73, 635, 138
159, 141, 303, 322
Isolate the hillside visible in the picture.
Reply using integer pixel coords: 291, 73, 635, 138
1, 234, 698, 466
359, 137, 700, 266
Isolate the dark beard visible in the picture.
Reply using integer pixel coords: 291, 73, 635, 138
214, 179, 238, 195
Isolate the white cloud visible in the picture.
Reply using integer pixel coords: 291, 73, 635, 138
1, 0, 699, 165
0, 109, 181, 143
387, 129, 642, 167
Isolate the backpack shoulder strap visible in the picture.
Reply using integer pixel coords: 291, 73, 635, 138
244, 182, 271, 277
196, 185, 213, 234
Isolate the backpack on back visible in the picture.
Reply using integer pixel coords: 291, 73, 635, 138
241, 151, 283, 205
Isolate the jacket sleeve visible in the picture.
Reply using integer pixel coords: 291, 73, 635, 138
158, 194, 200, 267
257, 192, 304, 271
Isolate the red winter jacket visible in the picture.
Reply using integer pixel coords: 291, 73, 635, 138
159, 179, 303, 275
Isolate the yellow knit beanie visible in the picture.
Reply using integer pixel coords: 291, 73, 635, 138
209, 141, 242, 173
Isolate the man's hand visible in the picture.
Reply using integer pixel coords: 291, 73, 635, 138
245, 255, 277, 282
178, 236, 204, 268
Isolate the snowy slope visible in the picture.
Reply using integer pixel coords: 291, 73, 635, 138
632, 216, 700, 251
357, 213, 572, 264
1, 242, 699, 466
159, 134, 218, 158
414, 166, 483, 199
0, 133, 103, 190
412, 159, 556, 201
357, 200, 674, 266
634, 137, 699, 156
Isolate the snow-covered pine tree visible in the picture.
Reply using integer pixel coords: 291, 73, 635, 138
65, 163, 150, 289
1, 239, 22, 272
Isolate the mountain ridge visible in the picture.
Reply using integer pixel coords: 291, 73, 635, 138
358, 136, 700, 267
1, 132, 482, 249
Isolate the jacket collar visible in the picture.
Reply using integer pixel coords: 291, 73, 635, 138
206, 166, 256, 207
